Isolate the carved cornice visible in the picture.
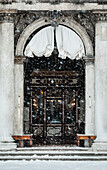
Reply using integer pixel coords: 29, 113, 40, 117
15, 56, 26, 64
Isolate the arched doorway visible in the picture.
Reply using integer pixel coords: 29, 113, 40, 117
14, 18, 94, 147
23, 25, 85, 145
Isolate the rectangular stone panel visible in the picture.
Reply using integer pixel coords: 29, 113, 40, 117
47, 127, 62, 136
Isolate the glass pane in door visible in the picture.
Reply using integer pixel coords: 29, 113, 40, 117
46, 99, 63, 124
32, 90, 44, 124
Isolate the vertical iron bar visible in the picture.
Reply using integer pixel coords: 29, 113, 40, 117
30, 91, 33, 132
62, 93, 65, 137
44, 92, 47, 137
76, 90, 79, 137
76, 90, 79, 123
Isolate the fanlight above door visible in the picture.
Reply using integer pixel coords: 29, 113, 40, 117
24, 25, 85, 60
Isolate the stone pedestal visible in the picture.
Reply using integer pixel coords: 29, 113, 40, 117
93, 22, 107, 151
0, 19, 16, 148
14, 56, 25, 135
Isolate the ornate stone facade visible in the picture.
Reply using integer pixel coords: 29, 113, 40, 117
0, 10, 106, 55
13, 11, 96, 54
0, 1, 107, 150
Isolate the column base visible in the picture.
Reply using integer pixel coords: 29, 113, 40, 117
92, 141, 107, 151
0, 137, 17, 149
0, 143, 17, 149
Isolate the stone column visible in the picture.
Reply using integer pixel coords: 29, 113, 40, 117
0, 13, 16, 148
84, 57, 95, 136
14, 56, 25, 135
93, 21, 107, 151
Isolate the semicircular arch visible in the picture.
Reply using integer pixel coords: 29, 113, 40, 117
16, 17, 93, 57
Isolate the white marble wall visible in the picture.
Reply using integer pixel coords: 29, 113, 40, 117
0, 22, 16, 148
14, 62, 24, 135
85, 60, 95, 135
93, 22, 107, 151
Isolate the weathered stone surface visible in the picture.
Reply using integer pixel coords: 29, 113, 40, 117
84, 57, 95, 135
0, 0, 107, 150
13, 11, 95, 55
0, 0, 107, 4
0, 21, 16, 148
93, 22, 107, 151
14, 61, 24, 135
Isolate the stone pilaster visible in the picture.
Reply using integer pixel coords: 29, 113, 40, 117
14, 56, 26, 135
0, 13, 17, 148
84, 57, 95, 138
93, 21, 107, 151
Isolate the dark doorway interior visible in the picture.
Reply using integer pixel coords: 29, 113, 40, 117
24, 54, 85, 145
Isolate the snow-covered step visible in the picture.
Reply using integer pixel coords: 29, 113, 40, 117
0, 155, 107, 161
0, 146, 91, 153
16, 146, 90, 152
0, 148, 107, 161
0, 151, 107, 156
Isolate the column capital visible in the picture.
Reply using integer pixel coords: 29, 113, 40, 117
83, 56, 95, 65
15, 56, 26, 64
0, 10, 17, 23
94, 12, 107, 22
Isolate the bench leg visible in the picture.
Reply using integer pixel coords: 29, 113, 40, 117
88, 137, 91, 147
30, 138, 32, 147
19, 140, 21, 147
77, 139, 80, 147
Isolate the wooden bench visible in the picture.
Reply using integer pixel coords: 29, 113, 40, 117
12, 134, 33, 147
76, 134, 96, 147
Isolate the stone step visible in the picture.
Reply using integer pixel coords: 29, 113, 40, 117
0, 155, 107, 161
0, 151, 107, 156
16, 146, 91, 152
0, 147, 107, 161
0, 146, 90, 152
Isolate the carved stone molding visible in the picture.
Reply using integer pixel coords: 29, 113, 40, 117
0, 9, 17, 23
0, 0, 12, 4
0, 12, 17, 23
14, 11, 95, 53
0, 14, 13, 23
0, 0, 107, 4
94, 13, 107, 22
15, 56, 26, 64
83, 56, 95, 65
